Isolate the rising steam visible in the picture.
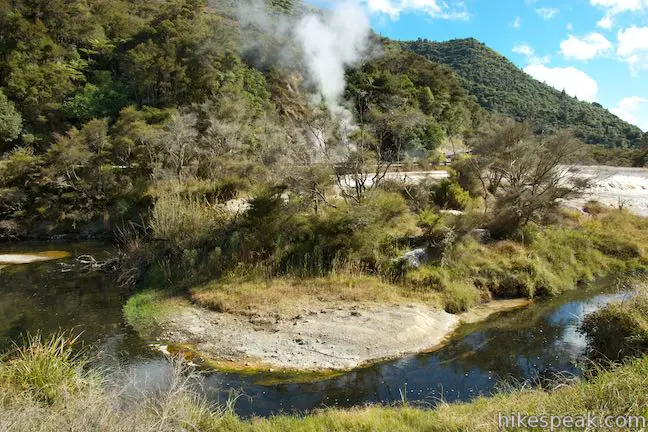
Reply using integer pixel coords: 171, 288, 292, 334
236, 0, 372, 115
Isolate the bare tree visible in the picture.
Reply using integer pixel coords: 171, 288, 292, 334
470, 121, 591, 237
160, 112, 199, 181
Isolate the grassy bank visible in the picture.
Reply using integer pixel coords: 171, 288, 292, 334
125, 207, 648, 341
407, 206, 648, 311
2, 333, 648, 431
190, 273, 441, 317
581, 286, 648, 362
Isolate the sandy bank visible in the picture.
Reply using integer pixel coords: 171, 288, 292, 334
0, 251, 70, 265
155, 299, 530, 372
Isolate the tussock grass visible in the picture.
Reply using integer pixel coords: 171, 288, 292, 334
0, 332, 89, 405
0, 333, 239, 432
2, 333, 648, 431
581, 285, 648, 361
190, 273, 441, 317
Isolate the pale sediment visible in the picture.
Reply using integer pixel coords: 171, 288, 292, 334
156, 299, 530, 372
0, 251, 70, 265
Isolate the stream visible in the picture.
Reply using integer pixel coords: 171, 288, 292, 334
0, 242, 632, 417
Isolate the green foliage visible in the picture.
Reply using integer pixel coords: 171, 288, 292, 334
345, 44, 481, 159
123, 291, 185, 339
224, 188, 413, 276
432, 179, 471, 210
0, 332, 87, 405
62, 72, 129, 123
0, 89, 22, 147
404, 208, 648, 303
581, 290, 648, 361
403, 38, 644, 148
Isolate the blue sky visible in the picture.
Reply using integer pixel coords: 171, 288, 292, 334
311, 0, 648, 131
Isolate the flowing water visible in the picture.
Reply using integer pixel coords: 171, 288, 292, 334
0, 242, 632, 417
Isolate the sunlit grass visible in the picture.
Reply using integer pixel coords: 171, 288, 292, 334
2, 332, 648, 431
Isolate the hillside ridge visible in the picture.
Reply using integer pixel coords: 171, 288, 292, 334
401, 37, 644, 148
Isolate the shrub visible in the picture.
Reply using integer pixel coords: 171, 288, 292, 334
580, 291, 648, 361
442, 282, 481, 313
432, 179, 471, 210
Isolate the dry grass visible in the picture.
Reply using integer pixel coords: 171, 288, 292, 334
0, 333, 238, 432
190, 274, 442, 317
149, 188, 229, 250
2, 333, 648, 431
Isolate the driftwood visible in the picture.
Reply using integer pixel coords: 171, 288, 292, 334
77, 255, 119, 271
59, 255, 120, 273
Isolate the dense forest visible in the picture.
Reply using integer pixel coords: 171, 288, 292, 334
0, 0, 646, 245
403, 38, 645, 149
0, 0, 484, 239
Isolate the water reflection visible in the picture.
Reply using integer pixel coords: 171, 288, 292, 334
0, 243, 630, 417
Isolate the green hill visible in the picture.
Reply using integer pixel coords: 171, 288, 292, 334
402, 38, 645, 148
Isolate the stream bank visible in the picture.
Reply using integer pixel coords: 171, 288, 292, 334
0, 242, 638, 417
150, 299, 531, 373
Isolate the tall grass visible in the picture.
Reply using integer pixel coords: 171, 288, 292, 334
2, 333, 648, 431
0, 332, 89, 405
581, 285, 648, 361
0, 332, 238, 432
150, 190, 228, 251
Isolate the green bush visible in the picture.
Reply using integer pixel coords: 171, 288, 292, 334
432, 179, 471, 210
580, 292, 648, 361
442, 282, 481, 313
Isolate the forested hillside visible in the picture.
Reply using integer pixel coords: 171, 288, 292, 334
0, 0, 480, 238
402, 38, 645, 148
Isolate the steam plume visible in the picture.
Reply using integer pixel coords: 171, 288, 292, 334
236, 0, 372, 114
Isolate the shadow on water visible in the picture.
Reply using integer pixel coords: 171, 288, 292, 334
0, 242, 633, 417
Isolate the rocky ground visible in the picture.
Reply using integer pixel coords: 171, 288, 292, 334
567, 166, 648, 216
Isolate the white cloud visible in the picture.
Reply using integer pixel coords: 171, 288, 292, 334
560, 33, 612, 61
513, 43, 533, 57
590, 0, 648, 14
535, 7, 559, 19
566, 22, 574, 31
590, 0, 648, 29
596, 15, 614, 29
616, 26, 648, 74
612, 96, 648, 130
524, 64, 599, 102
364, 0, 468, 19
512, 16, 521, 29
513, 43, 550, 65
